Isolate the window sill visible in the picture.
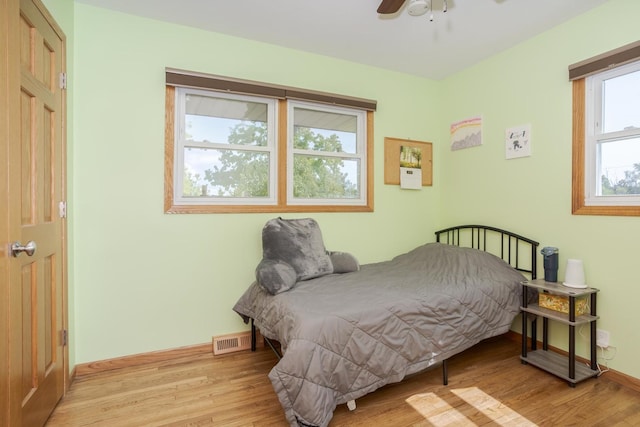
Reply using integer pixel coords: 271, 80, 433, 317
572, 203, 640, 216
164, 204, 374, 214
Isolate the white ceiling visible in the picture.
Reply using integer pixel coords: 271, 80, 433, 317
74, 0, 610, 80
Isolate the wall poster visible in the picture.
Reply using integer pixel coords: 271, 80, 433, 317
505, 124, 532, 159
450, 116, 482, 151
399, 146, 422, 190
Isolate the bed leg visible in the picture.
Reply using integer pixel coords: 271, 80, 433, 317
264, 337, 283, 360
442, 359, 448, 385
250, 318, 256, 352
347, 400, 356, 411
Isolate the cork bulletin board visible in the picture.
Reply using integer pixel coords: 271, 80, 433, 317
384, 137, 433, 186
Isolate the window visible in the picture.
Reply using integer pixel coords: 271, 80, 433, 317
586, 62, 640, 204
175, 88, 277, 205
164, 69, 375, 213
288, 101, 367, 206
571, 42, 640, 216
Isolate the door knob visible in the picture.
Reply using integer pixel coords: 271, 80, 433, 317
10, 241, 37, 257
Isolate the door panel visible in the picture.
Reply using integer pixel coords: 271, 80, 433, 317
4, 0, 67, 425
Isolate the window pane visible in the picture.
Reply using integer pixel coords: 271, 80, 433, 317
602, 69, 640, 133
183, 147, 270, 198
293, 155, 359, 199
599, 137, 640, 195
293, 108, 357, 153
185, 94, 268, 146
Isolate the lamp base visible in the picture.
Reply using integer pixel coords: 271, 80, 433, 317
562, 281, 588, 289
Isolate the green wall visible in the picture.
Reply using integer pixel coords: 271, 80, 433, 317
68, 4, 443, 364
45, 0, 639, 381
441, 0, 640, 379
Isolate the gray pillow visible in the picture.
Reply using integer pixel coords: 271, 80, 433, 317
260, 217, 333, 281
328, 251, 360, 274
255, 258, 297, 295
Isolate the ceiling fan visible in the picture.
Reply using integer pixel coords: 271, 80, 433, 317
377, 0, 447, 17
377, 0, 407, 14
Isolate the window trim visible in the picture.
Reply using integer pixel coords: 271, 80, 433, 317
571, 42, 640, 216
165, 68, 377, 111
569, 40, 640, 81
572, 78, 640, 216
164, 85, 374, 214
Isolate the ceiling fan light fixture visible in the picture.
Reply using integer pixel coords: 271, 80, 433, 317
407, 0, 429, 16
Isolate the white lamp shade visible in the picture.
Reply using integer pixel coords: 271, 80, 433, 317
563, 259, 587, 289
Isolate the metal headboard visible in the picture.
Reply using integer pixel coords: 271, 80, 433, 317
435, 225, 539, 279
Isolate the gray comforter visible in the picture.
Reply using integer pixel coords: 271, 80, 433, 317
233, 243, 527, 427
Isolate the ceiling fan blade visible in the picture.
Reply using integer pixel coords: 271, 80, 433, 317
377, 0, 406, 14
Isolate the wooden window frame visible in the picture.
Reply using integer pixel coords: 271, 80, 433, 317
572, 78, 640, 216
571, 41, 640, 216
164, 86, 374, 214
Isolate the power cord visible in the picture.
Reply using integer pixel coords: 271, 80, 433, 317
577, 325, 616, 376
594, 344, 617, 376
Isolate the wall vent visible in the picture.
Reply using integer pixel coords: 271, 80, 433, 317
212, 330, 262, 355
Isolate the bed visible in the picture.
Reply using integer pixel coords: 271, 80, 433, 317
233, 223, 539, 427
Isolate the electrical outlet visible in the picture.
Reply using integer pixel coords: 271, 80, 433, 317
596, 329, 610, 348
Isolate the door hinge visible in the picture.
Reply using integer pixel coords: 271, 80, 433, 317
58, 201, 67, 218
59, 72, 67, 90
62, 329, 68, 346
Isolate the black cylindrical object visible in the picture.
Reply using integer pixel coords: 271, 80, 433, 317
541, 247, 559, 282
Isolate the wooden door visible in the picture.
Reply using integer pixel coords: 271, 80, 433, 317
1, 0, 67, 425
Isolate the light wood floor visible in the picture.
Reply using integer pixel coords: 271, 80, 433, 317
46, 336, 640, 426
